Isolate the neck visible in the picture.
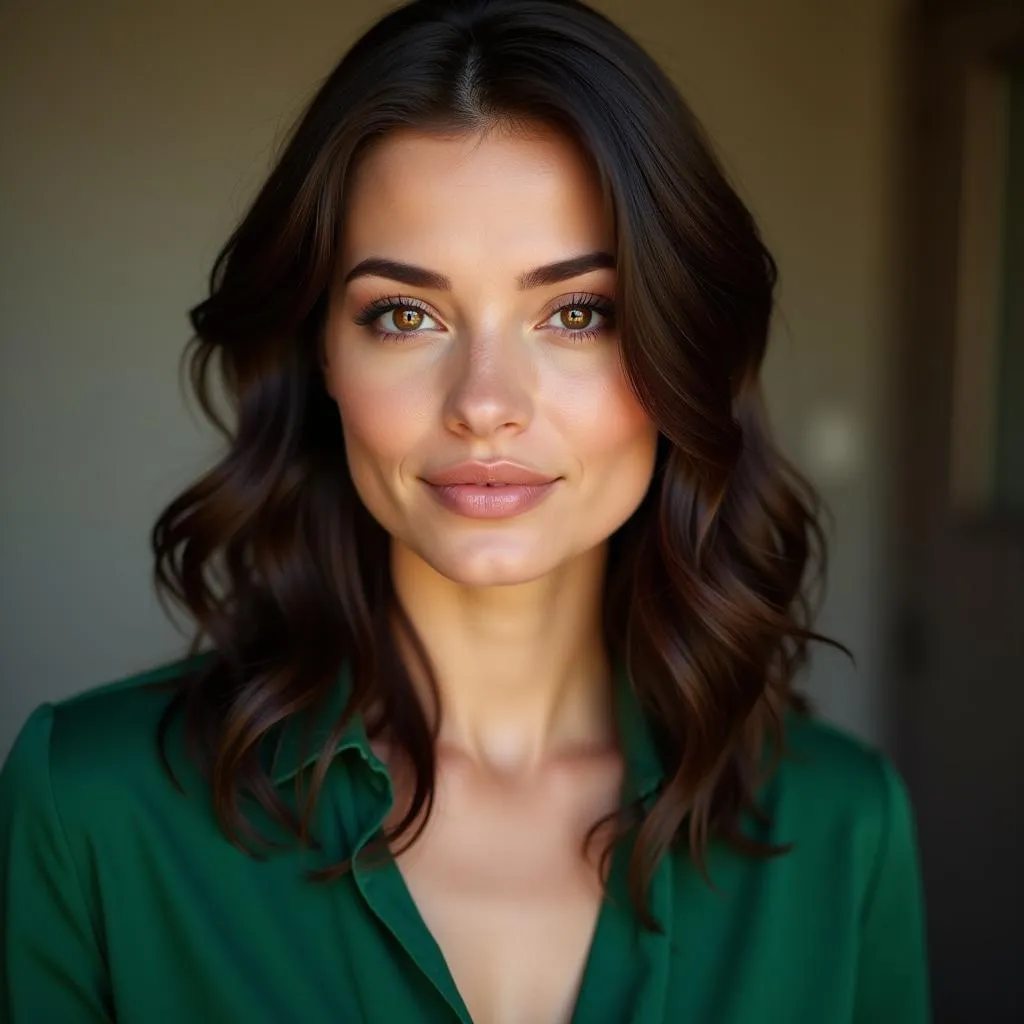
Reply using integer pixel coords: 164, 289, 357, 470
388, 540, 616, 776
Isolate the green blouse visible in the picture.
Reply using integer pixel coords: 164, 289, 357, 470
0, 653, 931, 1022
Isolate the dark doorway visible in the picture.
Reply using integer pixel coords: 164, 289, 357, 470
893, 2, 1024, 1021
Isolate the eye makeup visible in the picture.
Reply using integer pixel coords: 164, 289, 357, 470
351, 291, 616, 344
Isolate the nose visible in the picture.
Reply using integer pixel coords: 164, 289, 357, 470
442, 330, 535, 440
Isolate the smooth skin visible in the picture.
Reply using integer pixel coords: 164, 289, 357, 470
320, 122, 659, 1024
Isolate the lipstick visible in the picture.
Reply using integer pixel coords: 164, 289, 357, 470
421, 461, 560, 519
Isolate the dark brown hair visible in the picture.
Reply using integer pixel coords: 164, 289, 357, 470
152, 0, 839, 926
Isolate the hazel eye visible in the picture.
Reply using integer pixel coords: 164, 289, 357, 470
542, 297, 614, 341
558, 306, 595, 330
379, 304, 439, 334
353, 296, 443, 342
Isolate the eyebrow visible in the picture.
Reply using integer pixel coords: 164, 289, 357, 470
342, 250, 616, 291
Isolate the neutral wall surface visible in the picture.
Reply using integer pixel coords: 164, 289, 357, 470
0, 0, 902, 760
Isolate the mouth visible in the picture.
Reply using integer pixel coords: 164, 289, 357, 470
434, 480, 552, 488
420, 461, 561, 519
422, 460, 559, 488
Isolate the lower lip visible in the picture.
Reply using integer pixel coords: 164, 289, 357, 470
424, 481, 559, 519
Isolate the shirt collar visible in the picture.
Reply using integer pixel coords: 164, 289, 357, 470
612, 662, 665, 805
270, 661, 666, 800
270, 662, 369, 784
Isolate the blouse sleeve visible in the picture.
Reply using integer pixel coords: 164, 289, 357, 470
853, 753, 933, 1023
0, 703, 113, 1021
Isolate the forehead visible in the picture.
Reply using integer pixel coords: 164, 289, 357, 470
340, 126, 613, 271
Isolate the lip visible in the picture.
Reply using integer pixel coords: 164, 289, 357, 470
421, 461, 561, 519
422, 460, 558, 487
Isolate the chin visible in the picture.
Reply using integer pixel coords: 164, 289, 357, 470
423, 543, 559, 589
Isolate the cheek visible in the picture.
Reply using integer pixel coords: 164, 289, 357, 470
566, 360, 659, 529
592, 392, 658, 494
550, 351, 657, 467
328, 350, 433, 465
591, 387, 659, 527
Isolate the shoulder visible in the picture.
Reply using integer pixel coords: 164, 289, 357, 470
773, 710, 909, 813
768, 710, 912, 825
761, 714, 930, 1018
759, 710, 919, 889
1, 653, 212, 832
52, 651, 207, 751
776, 709, 894, 795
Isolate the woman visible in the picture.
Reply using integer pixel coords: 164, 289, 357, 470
0, 0, 930, 1021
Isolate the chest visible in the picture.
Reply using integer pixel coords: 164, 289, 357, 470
87, 767, 865, 1024
386, 757, 623, 1024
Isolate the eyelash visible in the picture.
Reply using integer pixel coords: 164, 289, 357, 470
352, 292, 616, 344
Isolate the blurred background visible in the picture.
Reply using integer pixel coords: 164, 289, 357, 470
1, 0, 1021, 1019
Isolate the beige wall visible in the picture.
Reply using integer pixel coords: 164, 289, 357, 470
0, 0, 903, 758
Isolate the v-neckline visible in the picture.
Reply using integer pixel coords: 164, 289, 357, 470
343, 664, 670, 1022
354, 804, 673, 1023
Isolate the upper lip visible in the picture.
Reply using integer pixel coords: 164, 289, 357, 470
423, 460, 558, 486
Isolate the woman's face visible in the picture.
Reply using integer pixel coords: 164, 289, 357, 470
322, 124, 658, 588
